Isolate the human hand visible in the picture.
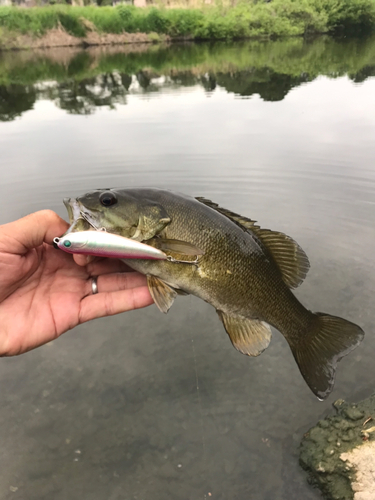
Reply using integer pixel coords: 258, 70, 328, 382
0, 210, 154, 356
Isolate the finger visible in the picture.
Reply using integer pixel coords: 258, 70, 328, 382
73, 254, 96, 267
85, 272, 148, 295
86, 258, 133, 276
79, 286, 154, 323
73, 254, 133, 275
0, 210, 69, 254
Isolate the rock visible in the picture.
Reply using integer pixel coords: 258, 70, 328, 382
300, 394, 375, 500
341, 441, 375, 500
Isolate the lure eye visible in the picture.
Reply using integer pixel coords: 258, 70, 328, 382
99, 191, 117, 207
64, 240, 72, 248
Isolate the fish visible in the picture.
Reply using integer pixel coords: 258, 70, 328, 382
63, 188, 364, 400
53, 230, 169, 260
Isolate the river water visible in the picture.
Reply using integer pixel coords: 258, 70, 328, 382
0, 36, 375, 500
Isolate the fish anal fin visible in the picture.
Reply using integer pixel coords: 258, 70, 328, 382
147, 275, 177, 314
196, 197, 309, 289
217, 311, 272, 357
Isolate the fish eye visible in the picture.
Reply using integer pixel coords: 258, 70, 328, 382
99, 191, 117, 207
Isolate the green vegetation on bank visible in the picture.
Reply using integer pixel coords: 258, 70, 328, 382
0, 0, 375, 43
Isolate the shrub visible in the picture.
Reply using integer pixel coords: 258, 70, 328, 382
0, 0, 374, 41
58, 12, 87, 36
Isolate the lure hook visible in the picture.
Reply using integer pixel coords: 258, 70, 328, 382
80, 212, 106, 232
166, 255, 199, 266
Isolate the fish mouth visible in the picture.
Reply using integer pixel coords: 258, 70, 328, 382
63, 198, 74, 224
63, 197, 79, 225
63, 198, 94, 234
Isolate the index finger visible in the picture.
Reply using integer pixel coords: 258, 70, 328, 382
0, 210, 69, 255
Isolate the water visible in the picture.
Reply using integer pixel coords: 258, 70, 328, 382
1, 36, 375, 500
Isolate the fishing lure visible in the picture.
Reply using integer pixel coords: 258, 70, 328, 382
53, 231, 168, 260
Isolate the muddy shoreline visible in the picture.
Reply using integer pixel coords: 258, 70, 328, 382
300, 395, 375, 500
0, 27, 171, 51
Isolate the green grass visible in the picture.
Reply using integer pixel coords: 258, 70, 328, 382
0, 0, 374, 41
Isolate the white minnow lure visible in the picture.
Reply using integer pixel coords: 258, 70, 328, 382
53, 231, 168, 260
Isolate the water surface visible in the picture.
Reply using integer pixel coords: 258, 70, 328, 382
1, 36, 375, 500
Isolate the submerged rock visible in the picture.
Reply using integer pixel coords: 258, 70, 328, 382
300, 395, 375, 500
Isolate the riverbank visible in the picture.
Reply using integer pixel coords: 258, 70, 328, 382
0, 0, 375, 50
0, 24, 169, 50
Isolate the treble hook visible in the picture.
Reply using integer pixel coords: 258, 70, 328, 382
79, 212, 106, 232
166, 255, 199, 266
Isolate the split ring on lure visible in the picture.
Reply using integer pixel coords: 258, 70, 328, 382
53, 231, 168, 260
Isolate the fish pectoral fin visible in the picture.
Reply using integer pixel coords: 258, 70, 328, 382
153, 238, 204, 256
217, 311, 272, 357
147, 275, 177, 314
196, 197, 309, 289
134, 213, 171, 241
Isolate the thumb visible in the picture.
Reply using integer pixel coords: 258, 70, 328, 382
0, 210, 69, 255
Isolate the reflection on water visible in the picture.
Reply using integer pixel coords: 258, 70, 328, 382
0, 36, 375, 500
1, 36, 375, 120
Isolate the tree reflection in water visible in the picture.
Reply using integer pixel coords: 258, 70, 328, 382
0, 35, 374, 121
0, 84, 37, 121
56, 73, 130, 115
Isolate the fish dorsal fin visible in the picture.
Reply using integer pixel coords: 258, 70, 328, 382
196, 197, 258, 232
196, 197, 309, 289
147, 275, 177, 314
217, 311, 272, 357
251, 228, 310, 289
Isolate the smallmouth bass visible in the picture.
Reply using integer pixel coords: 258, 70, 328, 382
63, 188, 364, 400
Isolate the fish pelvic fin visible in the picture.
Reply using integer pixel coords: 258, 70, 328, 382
196, 197, 309, 289
217, 311, 272, 356
147, 276, 177, 314
289, 313, 364, 400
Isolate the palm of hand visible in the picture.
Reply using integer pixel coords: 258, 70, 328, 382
0, 211, 153, 356
0, 243, 91, 355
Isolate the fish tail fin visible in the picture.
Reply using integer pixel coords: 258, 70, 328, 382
289, 313, 364, 400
